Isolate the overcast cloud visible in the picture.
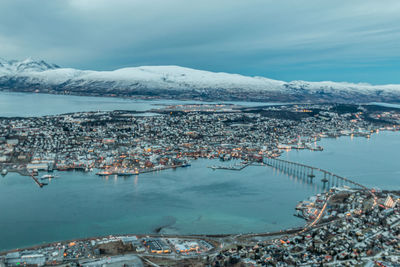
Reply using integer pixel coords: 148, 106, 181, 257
1, 0, 400, 83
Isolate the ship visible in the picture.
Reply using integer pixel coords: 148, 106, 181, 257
40, 174, 57, 179
96, 171, 113, 176
117, 172, 132, 176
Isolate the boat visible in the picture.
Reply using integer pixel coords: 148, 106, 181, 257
1, 169, 8, 176
314, 146, 324, 151
40, 174, 57, 179
96, 171, 113, 176
117, 172, 132, 176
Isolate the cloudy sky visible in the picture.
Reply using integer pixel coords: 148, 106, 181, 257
1, 0, 399, 83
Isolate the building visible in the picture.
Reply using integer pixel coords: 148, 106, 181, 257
27, 163, 49, 171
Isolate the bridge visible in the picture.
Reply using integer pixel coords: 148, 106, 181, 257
263, 157, 371, 191
234, 157, 378, 238
263, 156, 379, 233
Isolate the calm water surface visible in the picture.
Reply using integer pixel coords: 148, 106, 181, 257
281, 131, 400, 189
0, 132, 399, 251
0, 159, 317, 251
0, 92, 399, 251
0, 91, 281, 117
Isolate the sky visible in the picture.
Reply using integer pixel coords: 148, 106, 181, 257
0, 0, 400, 84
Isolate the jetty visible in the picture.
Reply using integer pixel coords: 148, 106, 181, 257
29, 173, 47, 188
208, 162, 252, 171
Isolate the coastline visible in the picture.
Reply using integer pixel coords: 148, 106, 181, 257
1, 100, 400, 260
0, 135, 391, 254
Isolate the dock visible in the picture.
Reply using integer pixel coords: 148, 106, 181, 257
208, 162, 252, 171
30, 173, 47, 188
96, 163, 192, 176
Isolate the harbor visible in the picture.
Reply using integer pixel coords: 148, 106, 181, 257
1, 102, 399, 190
0, 100, 400, 255
1, 131, 400, 252
2, 2, 400, 264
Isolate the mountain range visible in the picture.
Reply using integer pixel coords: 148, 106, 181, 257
1, 58, 399, 103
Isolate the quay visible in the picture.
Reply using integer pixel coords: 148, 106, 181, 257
96, 163, 191, 176
208, 162, 252, 171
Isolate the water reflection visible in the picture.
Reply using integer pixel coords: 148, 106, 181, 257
0, 132, 399, 251
266, 160, 355, 194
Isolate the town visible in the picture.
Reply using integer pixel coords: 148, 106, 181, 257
1, 103, 400, 266
1, 103, 399, 181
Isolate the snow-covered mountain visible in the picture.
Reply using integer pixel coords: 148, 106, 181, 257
1, 58, 399, 103
0, 58, 59, 74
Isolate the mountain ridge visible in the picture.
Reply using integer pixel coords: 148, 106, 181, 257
1, 58, 399, 103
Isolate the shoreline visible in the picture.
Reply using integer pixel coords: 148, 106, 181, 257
2, 89, 400, 107
3, 125, 398, 180
0, 151, 381, 254
1, 142, 399, 265
1, 91, 399, 119
1, 102, 400, 262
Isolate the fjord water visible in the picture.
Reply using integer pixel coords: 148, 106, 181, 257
281, 131, 400, 189
0, 91, 399, 251
0, 91, 279, 117
0, 91, 396, 118
1, 132, 399, 251
0, 91, 175, 116
0, 159, 318, 251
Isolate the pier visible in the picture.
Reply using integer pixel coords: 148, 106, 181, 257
208, 162, 252, 171
29, 173, 47, 188
96, 163, 192, 176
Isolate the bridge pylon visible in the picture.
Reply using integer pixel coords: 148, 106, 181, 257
307, 168, 316, 183
321, 172, 328, 183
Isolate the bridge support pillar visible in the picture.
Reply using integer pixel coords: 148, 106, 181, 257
307, 168, 315, 183
321, 172, 328, 183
